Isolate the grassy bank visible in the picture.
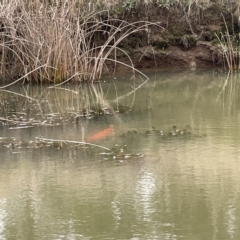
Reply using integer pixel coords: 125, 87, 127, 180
0, 0, 158, 83
0, 0, 239, 84
79, 0, 226, 10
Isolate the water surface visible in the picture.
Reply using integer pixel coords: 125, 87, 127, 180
0, 70, 240, 240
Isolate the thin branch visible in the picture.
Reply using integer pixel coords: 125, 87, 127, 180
37, 137, 111, 151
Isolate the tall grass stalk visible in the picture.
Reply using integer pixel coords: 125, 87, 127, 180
0, 0, 160, 83
216, 14, 240, 72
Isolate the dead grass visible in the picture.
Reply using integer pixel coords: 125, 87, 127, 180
0, 0, 161, 83
215, 14, 240, 71
0, 0, 239, 82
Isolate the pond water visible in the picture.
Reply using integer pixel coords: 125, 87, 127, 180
0, 69, 240, 239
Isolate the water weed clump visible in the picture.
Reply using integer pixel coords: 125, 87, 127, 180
0, 0, 158, 83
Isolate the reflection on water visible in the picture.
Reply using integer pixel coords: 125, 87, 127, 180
1, 70, 240, 239
135, 170, 156, 222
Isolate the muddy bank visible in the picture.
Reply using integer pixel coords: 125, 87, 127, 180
107, 1, 240, 70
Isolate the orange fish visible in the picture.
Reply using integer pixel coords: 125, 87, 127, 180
87, 125, 113, 141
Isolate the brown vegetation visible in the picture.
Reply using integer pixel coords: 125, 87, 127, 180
0, 0, 240, 83
0, 0, 160, 83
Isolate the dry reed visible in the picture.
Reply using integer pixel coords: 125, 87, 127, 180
215, 14, 240, 72
0, 0, 160, 83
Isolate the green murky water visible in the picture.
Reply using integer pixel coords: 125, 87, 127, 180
0, 69, 240, 239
